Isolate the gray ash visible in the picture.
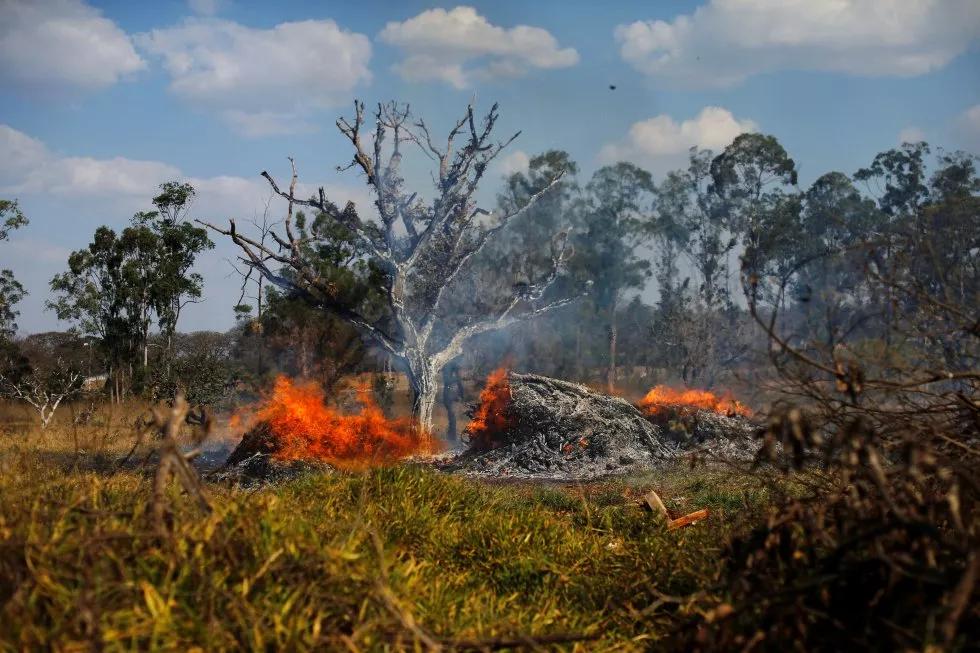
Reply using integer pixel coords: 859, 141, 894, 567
443, 373, 757, 480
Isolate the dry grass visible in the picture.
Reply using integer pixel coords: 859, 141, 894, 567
0, 404, 777, 651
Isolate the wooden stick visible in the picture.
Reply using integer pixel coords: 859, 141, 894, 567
643, 489, 671, 520
668, 509, 710, 530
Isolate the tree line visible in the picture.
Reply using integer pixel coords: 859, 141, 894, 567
0, 100, 976, 436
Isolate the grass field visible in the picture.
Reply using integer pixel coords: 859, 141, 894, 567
0, 403, 786, 651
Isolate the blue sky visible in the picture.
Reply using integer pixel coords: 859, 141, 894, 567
2, 0, 979, 334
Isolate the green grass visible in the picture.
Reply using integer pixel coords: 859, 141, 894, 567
0, 425, 778, 651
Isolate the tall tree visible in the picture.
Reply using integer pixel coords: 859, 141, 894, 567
147, 183, 214, 353
710, 133, 800, 306
656, 149, 734, 308
254, 206, 385, 389
0, 199, 28, 340
49, 225, 133, 400
853, 142, 937, 342
854, 141, 931, 218
573, 162, 655, 392
485, 150, 580, 374
203, 101, 584, 440
496, 151, 580, 285
794, 171, 881, 345
48, 182, 211, 399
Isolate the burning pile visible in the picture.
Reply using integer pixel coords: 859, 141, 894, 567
466, 367, 513, 451
448, 371, 670, 479
639, 386, 751, 419
447, 372, 757, 479
223, 376, 426, 480
637, 385, 755, 452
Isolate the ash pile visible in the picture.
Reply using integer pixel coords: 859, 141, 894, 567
644, 407, 756, 461
444, 373, 666, 479
211, 422, 333, 486
444, 372, 756, 480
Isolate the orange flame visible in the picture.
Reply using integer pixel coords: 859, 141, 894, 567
466, 367, 513, 449
638, 385, 751, 418
246, 376, 426, 467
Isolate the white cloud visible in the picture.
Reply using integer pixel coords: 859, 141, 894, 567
0, 125, 179, 198
496, 150, 530, 178
222, 110, 319, 138
615, 0, 980, 88
0, 124, 378, 333
955, 104, 980, 152
187, 0, 224, 16
137, 18, 371, 135
379, 6, 578, 88
599, 107, 757, 174
898, 126, 926, 145
0, 0, 145, 94
0, 124, 376, 217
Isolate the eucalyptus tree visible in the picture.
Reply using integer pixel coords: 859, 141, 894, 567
573, 162, 655, 392
147, 182, 214, 353
709, 134, 800, 306
0, 199, 28, 339
203, 101, 583, 439
656, 148, 734, 308
482, 150, 580, 374
49, 182, 212, 398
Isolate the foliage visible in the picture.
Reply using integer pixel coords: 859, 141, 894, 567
145, 182, 214, 341
709, 133, 800, 302
47, 182, 212, 397
656, 148, 734, 308
572, 163, 655, 390
494, 150, 581, 286
147, 331, 236, 407
681, 145, 980, 651
0, 199, 28, 339
0, 199, 27, 241
0, 358, 83, 429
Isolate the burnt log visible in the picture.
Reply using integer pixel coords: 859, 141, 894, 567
224, 421, 279, 467
216, 422, 333, 486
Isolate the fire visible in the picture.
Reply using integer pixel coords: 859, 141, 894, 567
466, 367, 513, 449
248, 376, 426, 466
638, 385, 751, 418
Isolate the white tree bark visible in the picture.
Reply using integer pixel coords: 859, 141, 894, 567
201, 101, 585, 444
0, 366, 81, 430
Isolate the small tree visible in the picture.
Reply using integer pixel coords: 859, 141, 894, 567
203, 101, 583, 440
0, 360, 82, 429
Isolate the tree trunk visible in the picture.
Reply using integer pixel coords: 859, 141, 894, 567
607, 303, 618, 394
407, 360, 437, 450
442, 364, 458, 443
299, 329, 311, 378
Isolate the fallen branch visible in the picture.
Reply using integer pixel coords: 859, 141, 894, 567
668, 509, 710, 531
644, 489, 710, 530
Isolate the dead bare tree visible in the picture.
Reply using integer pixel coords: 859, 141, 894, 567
201, 100, 581, 443
0, 362, 82, 429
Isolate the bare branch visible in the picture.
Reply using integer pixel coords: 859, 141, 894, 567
421, 171, 567, 313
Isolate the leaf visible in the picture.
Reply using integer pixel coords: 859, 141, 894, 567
140, 581, 169, 619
